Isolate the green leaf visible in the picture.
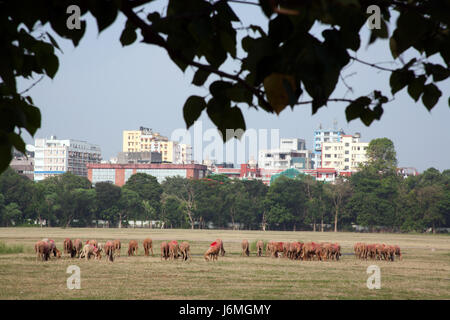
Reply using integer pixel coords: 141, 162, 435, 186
225, 84, 253, 105
390, 69, 414, 95
8, 133, 26, 153
91, 1, 119, 33
345, 97, 372, 122
46, 32, 63, 54
390, 12, 429, 58
249, 25, 267, 37
192, 69, 211, 86
214, 1, 240, 22
23, 105, 41, 136
282, 78, 298, 107
206, 98, 246, 141
422, 84, 442, 111
42, 53, 59, 79
268, 15, 293, 45
120, 21, 137, 47
424, 63, 450, 82
219, 31, 236, 58
0, 144, 13, 174
259, 0, 273, 18
210, 81, 233, 98
407, 75, 426, 102
183, 95, 206, 129
369, 19, 388, 45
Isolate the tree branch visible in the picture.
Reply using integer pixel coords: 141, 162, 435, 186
120, 0, 273, 111
19, 75, 44, 95
350, 56, 395, 72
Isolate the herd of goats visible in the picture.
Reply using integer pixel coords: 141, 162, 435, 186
33, 238, 403, 263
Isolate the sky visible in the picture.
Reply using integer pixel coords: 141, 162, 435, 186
18, 2, 450, 172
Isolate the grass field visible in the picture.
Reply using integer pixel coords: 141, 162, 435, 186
0, 227, 449, 300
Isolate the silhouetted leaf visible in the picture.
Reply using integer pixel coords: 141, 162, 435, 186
422, 84, 442, 111
183, 95, 206, 129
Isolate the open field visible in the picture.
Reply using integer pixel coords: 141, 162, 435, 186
0, 227, 449, 300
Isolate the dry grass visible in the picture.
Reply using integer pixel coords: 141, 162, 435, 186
0, 228, 449, 300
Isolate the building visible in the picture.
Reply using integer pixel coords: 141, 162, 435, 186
34, 136, 102, 181
87, 163, 208, 186
321, 133, 369, 171
280, 138, 306, 151
312, 125, 345, 168
259, 137, 313, 170
117, 151, 162, 164
397, 167, 419, 178
10, 149, 34, 180
122, 127, 192, 164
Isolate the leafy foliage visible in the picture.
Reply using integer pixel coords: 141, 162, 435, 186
0, 163, 449, 231
1, 0, 450, 174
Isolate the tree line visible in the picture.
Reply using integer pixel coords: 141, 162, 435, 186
0, 139, 449, 233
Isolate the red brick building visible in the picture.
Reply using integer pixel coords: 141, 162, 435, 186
87, 163, 208, 186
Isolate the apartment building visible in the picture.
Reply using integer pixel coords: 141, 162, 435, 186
321, 133, 368, 171
259, 138, 313, 170
122, 127, 192, 164
10, 149, 34, 180
312, 126, 345, 168
34, 136, 101, 181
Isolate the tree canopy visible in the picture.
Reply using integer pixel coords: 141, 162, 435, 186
1, 0, 449, 173
0, 165, 449, 231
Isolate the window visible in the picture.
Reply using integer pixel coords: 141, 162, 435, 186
325, 154, 331, 158
345, 158, 349, 162
345, 143, 349, 147
345, 151, 349, 154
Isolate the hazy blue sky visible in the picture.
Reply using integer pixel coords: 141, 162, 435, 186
18, 2, 450, 172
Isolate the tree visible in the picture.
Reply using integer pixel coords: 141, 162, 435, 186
2, 0, 449, 173
95, 182, 122, 227
117, 188, 142, 228
35, 172, 92, 227
265, 175, 307, 230
124, 173, 162, 217
161, 194, 188, 228
1, 202, 22, 227
67, 188, 97, 227
416, 185, 445, 233
162, 176, 198, 229
366, 138, 398, 170
325, 177, 352, 232
0, 168, 35, 219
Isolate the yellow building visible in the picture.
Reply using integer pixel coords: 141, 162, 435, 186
321, 133, 369, 171
122, 127, 191, 163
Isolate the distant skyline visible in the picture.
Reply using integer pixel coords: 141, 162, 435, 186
17, 4, 450, 172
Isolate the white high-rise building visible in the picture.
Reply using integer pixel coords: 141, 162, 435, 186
34, 136, 101, 181
259, 138, 313, 170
